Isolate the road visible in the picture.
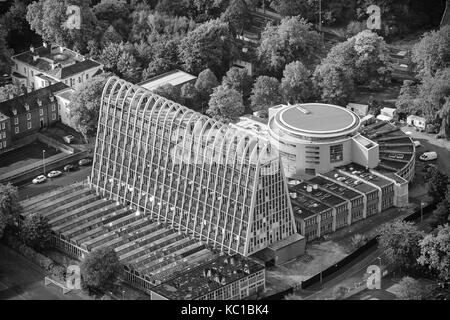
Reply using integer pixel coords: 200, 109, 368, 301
18, 166, 92, 201
0, 243, 86, 300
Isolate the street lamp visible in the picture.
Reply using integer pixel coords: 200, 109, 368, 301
122, 290, 125, 300
42, 149, 46, 175
420, 202, 425, 222
377, 256, 382, 270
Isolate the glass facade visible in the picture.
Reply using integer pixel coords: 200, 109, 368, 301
91, 77, 297, 256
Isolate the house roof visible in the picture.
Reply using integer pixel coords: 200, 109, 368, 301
0, 82, 68, 118
12, 45, 101, 80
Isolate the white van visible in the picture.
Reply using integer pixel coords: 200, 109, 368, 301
419, 151, 437, 161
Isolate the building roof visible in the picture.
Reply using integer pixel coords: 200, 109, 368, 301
291, 181, 348, 208
138, 70, 197, 91
12, 45, 101, 80
321, 170, 377, 195
338, 163, 393, 188
309, 176, 362, 201
0, 82, 68, 118
55, 88, 74, 101
152, 255, 264, 300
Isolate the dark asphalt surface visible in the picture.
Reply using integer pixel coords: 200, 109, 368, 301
0, 243, 85, 300
18, 166, 92, 201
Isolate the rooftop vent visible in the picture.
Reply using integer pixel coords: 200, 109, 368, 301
306, 185, 313, 192
313, 184, 318, 190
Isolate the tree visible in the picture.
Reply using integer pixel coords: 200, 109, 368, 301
142, 38, 180, 81
207, 85, 245, 122
412, 26, 450, 78
0, 183, 21, 226
321, 30, 391, 89
101, 25, 123, 47
418, 224, 450, 284
153, 84, 182, 103
250, 76, 282, 112
378, 220, 425, 270
221, 0, 251, 33
221, 66, 253, 101
0, 23, 11, 75
0, 212, 7, 240
69, 74, 110, 143
155, 0, 190, 17
257, 16, 323, 76
80, 247, 122, 291
180, 82, 199, 109
20, 213, 53, 251
313, 63, 355, 106
396, 277, 424, 300
428, 170, 449, 203
99, 42, 142, 82
26, 0, 98, 52
351, 233, 368, 250
93, 0, 130, 24
281, 61, 315, 104
195, 68, 219, 108
427, 199, 450, 229
178, 19, 236, 76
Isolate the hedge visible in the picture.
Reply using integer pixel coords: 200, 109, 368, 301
3, 233, 65, 282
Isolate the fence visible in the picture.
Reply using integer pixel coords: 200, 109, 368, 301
262, 200, 438, 300
51, 235, 88, 260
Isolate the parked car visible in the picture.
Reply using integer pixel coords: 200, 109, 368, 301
395, 154, 404, 159
63, 135, 75, 144
78, 158, 92, 166
64, 164, 77, 172
419, 151, 438, 161
32, 175, 47, 184
47, 170, 62, 178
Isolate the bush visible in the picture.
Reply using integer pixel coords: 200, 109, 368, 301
50, 265, 67, 282
35, 252, 54, 271
351, 234, 368, 249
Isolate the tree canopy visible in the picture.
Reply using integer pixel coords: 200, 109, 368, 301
257, 16, 323, 76
0, 183, 21, 238
378, 220, 424, 270
418, 224, 450, 283
178, 19, 235, 76
80, 246, 122, 290
427, 169, 449, 203
69, 74, 110, 142
207, 84, 245, 122
396, 277, 424, 300
412, 25, 450, 78
281, 61, 315, 104
313, 63, 355, 106
20, 213, 53, 251
250, 76, 282, 112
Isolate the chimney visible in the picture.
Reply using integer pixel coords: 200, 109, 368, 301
33, 55, 39, 62
59, 46, 64, 53
313, 184, 318, 190
307, 185, 312, 192
30, 45, 34, 53
8, 92, 14, 100
43, 42, 47, 48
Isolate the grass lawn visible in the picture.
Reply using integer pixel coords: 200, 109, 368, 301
0, 141, 60, 176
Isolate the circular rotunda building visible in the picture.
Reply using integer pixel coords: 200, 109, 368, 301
268, 103, 379, 178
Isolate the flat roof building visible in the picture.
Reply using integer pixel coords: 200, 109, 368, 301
138, 70, 196, 91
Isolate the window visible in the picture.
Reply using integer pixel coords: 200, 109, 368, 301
2, 132, 5, 139
86, 74, 89, 80
330, 144, 343, 163
39, 108, 43, 116
78, 76, 81, 83
1, 122, 4, 129
2, 141, 5, 148
305, 168, 316, 176
27, 113, 31, 120
27, 122, 31, 129
51, 104, 56, 111
31, 70, 34, 76
52, 113, 56, 120
15, 127, 19, 134
14, 117, 18, 125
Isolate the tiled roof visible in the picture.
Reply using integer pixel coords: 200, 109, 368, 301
0, 82, 68, 118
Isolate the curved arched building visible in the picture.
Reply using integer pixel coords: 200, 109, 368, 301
268, 103, 380, 179
90, 77, 305, 263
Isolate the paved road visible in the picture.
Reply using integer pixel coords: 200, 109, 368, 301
18, 166, 92, 201
0, 244, 86, 300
